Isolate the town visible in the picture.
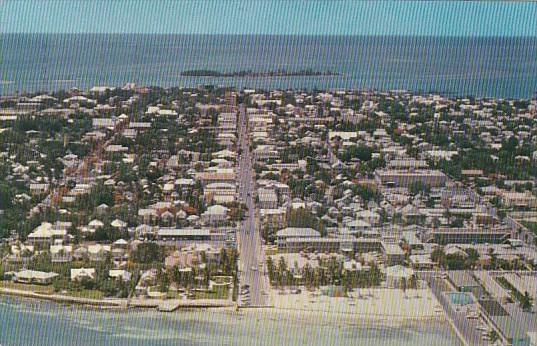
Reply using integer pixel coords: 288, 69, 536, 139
0, 85, 536, 345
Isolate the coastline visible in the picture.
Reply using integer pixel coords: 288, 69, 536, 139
0, 286, 446, 325
0, 294, 460, 346
0, 287, 233, 310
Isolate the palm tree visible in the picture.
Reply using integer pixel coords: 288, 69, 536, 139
488, 247, 498, 270
520, 291, 533, 312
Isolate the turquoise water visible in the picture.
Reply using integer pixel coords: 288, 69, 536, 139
1, 34, 536, 97
0, 296, 461, 345
448, 292, 475, 305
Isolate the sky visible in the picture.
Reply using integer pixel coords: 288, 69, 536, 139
1, 1, 536, 36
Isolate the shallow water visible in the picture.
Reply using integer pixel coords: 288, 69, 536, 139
0, 296, 461, 346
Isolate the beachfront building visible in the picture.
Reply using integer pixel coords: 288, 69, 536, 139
13, 270, 59, 285
71, 268, 96, 281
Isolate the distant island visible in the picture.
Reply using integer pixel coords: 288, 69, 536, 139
180, 69, 340, 77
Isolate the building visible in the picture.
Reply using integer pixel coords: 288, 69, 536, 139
276, 228, 321, 246
26, 222, 67, 247
375, 169, 447, 188
422, 227, 510, 244
71, 268, 96, 281
14, 270, 59, 285
383, 243, 406, 266
201, 205, 229, 224
258, 188, 278, 209
157, 228, 211, 242
204, 182, 236, 204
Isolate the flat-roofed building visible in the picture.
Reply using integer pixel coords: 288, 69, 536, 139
157, 228, 211, 242
281, 237, 384, 254
195, 171, 236, 187
204, 182, 236, 204
258, 188, 278, 209
382, 243, 405, 266
375, 169, 447, 187
422, 226, 510, 245
386, 159, 428, 170
276, 228, 321, 246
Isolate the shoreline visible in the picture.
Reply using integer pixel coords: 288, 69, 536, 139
0, 286, 447, 326
0, 287, 233, 310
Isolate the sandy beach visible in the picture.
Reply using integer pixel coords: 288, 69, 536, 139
264, 287, 445, 324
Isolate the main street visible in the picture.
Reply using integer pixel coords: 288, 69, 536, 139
236, 104, 268, 307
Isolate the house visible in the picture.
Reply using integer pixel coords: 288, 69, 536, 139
165, 250, 197, 269
14, 270, 59, 285
201, 205, 229, 224
356, 210, 381, 225
26, 222, 67, 247
111, 219, 127, 230
409, 254, 434, 270
87, 244, 111, 261
109, 270, 132, 282
96, 204, 109, 215
71, 268, 96, 281
50, 244, 73, 263
345, 220, 371, 234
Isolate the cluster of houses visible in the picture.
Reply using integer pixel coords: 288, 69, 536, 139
0, 86, 536, 340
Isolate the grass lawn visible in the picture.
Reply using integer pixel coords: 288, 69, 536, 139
0, 280, 55, 295
193, 287, 229, 300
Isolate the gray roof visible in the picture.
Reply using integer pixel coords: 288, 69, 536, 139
158, 228, 210, 237
276, 228, 321, 238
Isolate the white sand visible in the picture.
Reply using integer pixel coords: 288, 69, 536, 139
266, 287, 445, 324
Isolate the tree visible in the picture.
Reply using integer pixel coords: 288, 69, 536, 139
488, 248, 498, 270
157, 268, 170, 293
0, 184, 13, 209
431, 247, 446, 268
266, 256, 275, 282
131, 243, 164, 264
520, 291, 533, 312
464, 248, 480, 269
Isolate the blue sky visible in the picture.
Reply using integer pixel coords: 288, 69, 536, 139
1, 1, 536, 36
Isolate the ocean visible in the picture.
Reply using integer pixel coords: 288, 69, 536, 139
1, 34, 536, 98
0, 296, 460, 346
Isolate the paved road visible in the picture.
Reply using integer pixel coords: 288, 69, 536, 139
236, 104, 268, 307
419, 272, 487, 346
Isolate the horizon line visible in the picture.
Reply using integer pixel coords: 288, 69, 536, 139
2, 32, 537, 39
